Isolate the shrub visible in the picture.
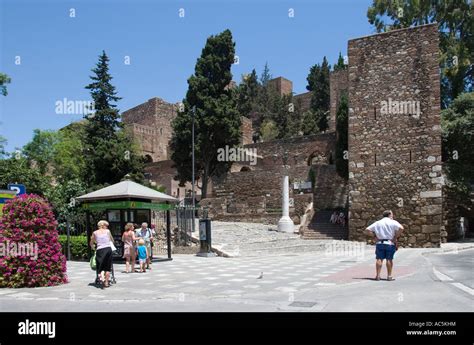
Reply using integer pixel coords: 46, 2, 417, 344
0, 194, 68, 288
58, 235, 88, 260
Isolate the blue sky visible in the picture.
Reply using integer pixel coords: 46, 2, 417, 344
0, 0, 374, 152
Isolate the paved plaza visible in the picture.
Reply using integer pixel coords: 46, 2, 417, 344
191, 221, 332, 257
0, 244, 472, 312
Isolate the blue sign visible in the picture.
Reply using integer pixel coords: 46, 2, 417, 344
7, 184, 26, 196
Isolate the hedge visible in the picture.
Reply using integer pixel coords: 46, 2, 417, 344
58, 235, 89, 261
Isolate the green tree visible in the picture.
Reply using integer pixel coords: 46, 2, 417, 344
23, 129, 60, 175
442, 92, 474, 193
53, 123, 87, 183
0, 156, 51, 195
83, 51, 144, 187
0, 135, 7, 158
260, 119, 279, 141
268, 93, 300, 139
335, 93, 349, 178
301, 110, 318, 135
170, 29, 241, 199
306, 57, 331, 132
260, 62, 272, 86
236, 69, 259, 118
333, 52, 346, 71
367, 0, 473, 108
44, 178, 87, 232
0, 73, 11, 96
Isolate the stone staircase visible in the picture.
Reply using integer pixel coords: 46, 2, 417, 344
303, 210, 348, 240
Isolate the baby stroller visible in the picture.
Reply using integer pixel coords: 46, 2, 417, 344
94, 246, 118, 287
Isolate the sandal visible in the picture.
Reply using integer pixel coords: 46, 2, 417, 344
387, 276, 395, 281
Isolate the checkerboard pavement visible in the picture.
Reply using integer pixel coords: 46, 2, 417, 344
0, 247, 422, 306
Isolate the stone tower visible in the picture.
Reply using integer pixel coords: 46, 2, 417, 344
347, 24, 442, 247
122, 97, 178, 162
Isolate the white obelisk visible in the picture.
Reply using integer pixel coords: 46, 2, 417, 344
278, 175, 294, 233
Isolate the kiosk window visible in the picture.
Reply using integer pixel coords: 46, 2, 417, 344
136, 210, 149, 224
108, 210, 120, 222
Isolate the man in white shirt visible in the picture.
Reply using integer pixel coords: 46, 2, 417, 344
366, 210, 404, 281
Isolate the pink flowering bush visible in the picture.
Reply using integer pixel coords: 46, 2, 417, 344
0, 194, 68, 288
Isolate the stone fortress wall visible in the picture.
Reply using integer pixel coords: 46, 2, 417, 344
122, 24, 455, 246
347, 24, 443, 247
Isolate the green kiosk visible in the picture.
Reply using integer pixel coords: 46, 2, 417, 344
76, 180, 177, 261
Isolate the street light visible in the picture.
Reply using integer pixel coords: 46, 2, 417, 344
191, 106, 196, 235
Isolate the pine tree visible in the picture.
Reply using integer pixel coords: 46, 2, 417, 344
333, 52, 346, 71
83, 51, 143, 187
236, 69, 259, 118
171, 29, 241, 199
260, 62, 272, 86
305, 57, 331, 133
335, 93, 348, 178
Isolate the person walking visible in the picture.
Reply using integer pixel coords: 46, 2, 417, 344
90, 220, 114, 288
366, 210, 404, 281
121, 223, 137, 273
135, 222, 153, 270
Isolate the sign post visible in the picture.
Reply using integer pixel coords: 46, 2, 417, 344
7, 184, 26, 196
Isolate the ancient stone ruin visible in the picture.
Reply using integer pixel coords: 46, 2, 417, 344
122, 23, 456, 247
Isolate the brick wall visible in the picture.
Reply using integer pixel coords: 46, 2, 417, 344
240, 116, 253, 145
144, 160, 211, 199
293, 91, 312, 113
201, 165, 314, 224
348, 24, 442, 247
243, 133, 335, 169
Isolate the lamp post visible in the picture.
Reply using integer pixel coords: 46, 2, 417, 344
191, 106, 196, 235
278, 150, 294, 233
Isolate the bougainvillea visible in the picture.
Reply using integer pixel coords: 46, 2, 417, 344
0, 194, 68, 288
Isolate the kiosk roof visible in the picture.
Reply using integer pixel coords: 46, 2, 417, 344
76, 180, 177, 203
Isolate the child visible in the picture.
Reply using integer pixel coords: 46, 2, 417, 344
137, 238, 148, 273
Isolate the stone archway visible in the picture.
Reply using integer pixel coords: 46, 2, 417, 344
307, 151, 329, 165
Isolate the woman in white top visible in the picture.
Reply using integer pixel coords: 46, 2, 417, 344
90, 220, 114, 288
